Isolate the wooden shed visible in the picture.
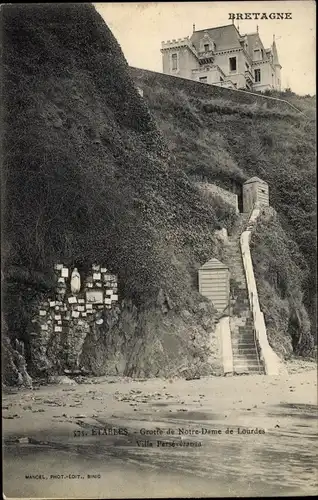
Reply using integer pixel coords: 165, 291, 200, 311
243, 177, 269, 213
198, 258, 230, 313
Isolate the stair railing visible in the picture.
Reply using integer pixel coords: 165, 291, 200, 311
250, 292, 263, 374
240, 207, 282, 375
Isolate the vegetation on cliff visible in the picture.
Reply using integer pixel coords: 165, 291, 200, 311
2, 4, 315, 383
131, 69, 316, 354
250, 207, 314, 358
1, 3, 236, 380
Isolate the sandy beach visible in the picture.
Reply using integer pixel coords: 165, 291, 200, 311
3, 360, 318, 498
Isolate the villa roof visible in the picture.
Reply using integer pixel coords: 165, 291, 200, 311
245, 32, 267, 60
190, 24, 242, 51
271, 40, 281, 66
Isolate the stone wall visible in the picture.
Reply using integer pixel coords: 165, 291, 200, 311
197, 181, 239, 213
130, 67, 303, 116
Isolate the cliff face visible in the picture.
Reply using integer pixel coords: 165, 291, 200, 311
3, 5, 314, 385
250, 208, 314, 358
1, 4, 236, 383
131, 68, 316, 357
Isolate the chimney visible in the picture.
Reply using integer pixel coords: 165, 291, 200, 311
256, 25, 259, 33
193, 23, 195, 32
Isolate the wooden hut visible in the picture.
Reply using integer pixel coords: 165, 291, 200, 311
243, 177, 269, 213
198, 258, 230, 313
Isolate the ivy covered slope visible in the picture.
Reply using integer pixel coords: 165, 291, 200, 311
250, 208, 314, 358
1, 3, 237, 381
131, 69, 316, 357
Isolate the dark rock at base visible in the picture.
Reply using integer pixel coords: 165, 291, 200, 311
2, 331, 32, 389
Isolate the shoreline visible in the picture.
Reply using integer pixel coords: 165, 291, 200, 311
3, 367, 318, 498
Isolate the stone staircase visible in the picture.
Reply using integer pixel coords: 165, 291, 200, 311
224, 215, 264, 375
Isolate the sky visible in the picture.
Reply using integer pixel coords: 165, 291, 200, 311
95, 1, 316, 95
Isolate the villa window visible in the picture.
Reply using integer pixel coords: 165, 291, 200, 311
204, 43, 209, 52
171, 53, 178, 70
254, 68, 261, 83
229, 57, 237, 72
199, 76, 208, 83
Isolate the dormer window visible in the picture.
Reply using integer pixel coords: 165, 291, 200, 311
200, 34, 215, 54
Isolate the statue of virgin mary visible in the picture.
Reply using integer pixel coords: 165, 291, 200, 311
71, 267, 81, 294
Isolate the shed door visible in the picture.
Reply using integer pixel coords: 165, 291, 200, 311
199, 269, 229, 313
257, 185, 269, 207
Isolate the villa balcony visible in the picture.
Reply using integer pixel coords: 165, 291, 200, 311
198, 50, 215, 65
192, 64, 224, 76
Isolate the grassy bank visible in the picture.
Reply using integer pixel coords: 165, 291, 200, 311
131, 68, 316, 354
1, 3, 237, 380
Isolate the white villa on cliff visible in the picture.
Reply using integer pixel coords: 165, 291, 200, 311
161, 23, 282, 91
